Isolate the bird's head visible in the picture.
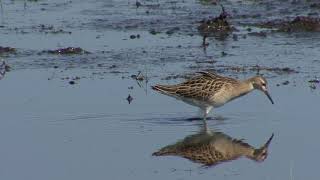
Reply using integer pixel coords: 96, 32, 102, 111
252, 133, 274, 162
250, 76, 274, 104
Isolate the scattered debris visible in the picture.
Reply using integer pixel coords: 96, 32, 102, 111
308, 78, 319, 90
248, 31, 267, 37
136, 1, 142, 8
130, 34, 140, 39
310, 3, 320, 9
309, 83, 317, 90
44, 47, 90, 55
259, 16, 320, 32
232, 34, 238, 41
195, 60, 216, 64
203, 65, 298, 75
248, 66, 298, 75
38, 24, 72, 34
131, 71, 144, 81
198, 5, 234, 37
149, 29, 160, 35
0, 46, 16, 54
308, 79, 320, 83
282, 80, 290, 85
109, 65, 117, 69
166, 27, 180, 35
126, 94, 133, 104
162, 73, 193, 80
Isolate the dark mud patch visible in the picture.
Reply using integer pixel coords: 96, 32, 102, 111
248, 31, 267, 37
42, 47, 90, 55
310, 3, 320, 9
308, 79, 320, 90
36, 24, 72, 34
258, 16, 320, 32
131, 71, 145, 81
276, 80, 291, 86
308, 79, 320, 83
126, 94, 133, 104
162, 65, 298, 81
161, 73, 193, 81
0, 46, 16, 54
208, 65, 298, 75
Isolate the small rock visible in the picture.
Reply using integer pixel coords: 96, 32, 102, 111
282, 81, 290, 85
310, 3, 320, 9
149, 29, 159, 35
232, 34, 238, 41
130, 35, 136, 39
309, 83, 317, 90
248, 31, 267, 37
126, 94, 133, 104
0, 46, 16, 54
308, 79, 320, 83
136, 1, 142, 8
46, 47, 90, 55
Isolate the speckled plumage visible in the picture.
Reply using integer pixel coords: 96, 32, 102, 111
153, 127, 274, 166
152, 71, 273, 119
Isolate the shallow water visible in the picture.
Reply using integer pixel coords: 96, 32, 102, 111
1, 0, 320, 179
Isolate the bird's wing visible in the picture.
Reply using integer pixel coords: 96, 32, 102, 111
152, 75, 216, 100
152, 72, 237, 101
197, 71, 238, 83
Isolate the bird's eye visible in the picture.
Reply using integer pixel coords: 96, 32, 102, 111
262, 83, 266, 86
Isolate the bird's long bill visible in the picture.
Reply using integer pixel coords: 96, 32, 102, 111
263, 133, 274, 148
264, 91, 274, 104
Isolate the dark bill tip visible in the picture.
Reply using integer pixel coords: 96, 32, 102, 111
264, 133, 274, 148
264, 91, 274, 104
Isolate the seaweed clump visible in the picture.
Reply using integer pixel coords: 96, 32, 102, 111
198, 5, 234, 36
44, 47, 90, 55
260, 16, 320, 32
0, 46, 16, 54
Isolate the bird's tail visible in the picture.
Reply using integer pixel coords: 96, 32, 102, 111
151, 85, 176, 94
152, 147, 176, 156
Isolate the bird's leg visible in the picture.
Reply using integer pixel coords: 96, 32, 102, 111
203, 106, 212, 132
201, 108, 208, 132
205, 106, 212, 119
202, 107, 212, 132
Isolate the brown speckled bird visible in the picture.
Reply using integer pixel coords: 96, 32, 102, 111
153, 126, 274, 166
152, 71, 274, 120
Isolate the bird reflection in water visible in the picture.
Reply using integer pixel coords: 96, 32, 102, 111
0, 61, 10, 80
153, 123, 274, 166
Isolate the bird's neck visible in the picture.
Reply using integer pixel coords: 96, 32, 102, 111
232, 143, 255, 158
232, 80, 254, 99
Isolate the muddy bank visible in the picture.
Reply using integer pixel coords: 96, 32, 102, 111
0, 46, 16, 54
258, 16, 320, 32
43, 47, 90, 55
